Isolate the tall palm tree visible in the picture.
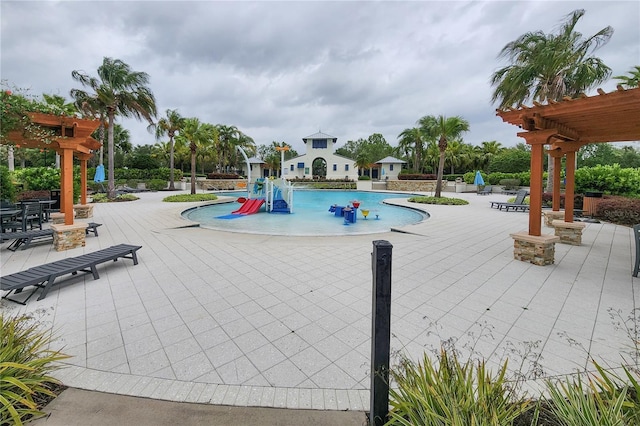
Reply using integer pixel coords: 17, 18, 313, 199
419, 115, 470, 197
71, 57, 157, 198
490, 9, 613, 108
490, 9, 612, 192
150, 109, 185, 190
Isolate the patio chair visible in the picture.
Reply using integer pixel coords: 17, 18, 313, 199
633, 224, 639, 278
489, 189, 529, 211
17, 202, 43, 231
477, 185, 492, 195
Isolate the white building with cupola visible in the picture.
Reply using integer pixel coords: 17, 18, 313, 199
282, 131, 359, 181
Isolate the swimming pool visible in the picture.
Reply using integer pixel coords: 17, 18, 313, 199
182, 190, 428, 236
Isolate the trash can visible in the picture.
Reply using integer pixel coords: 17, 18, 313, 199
583, 191, 603, 216
50, 189, 61, 210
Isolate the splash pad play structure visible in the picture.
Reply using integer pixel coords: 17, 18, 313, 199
217, 177, 294, 219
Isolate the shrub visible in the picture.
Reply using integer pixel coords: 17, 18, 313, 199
387, 349, 531, 425
358, 175, 371, 180
0, 313, 69, 425
408, 196, 469, 205
575, 164, 640, 197
398, 174, 437, 180
148, 179, 167, 191
542, 192, 583, 210
92, 193, 139, 203
500, 179, 521, 190
0, 165, 17, 202
13, 167, 81, 203
595, 195, 640, 226
163, 194, 219, 202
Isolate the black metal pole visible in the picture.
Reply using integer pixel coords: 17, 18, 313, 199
370, 240, 393, 426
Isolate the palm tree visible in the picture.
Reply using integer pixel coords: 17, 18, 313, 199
614, 66, 640, 88
491, 9, 612, 192
150, 109, 185, 190
71, 57, 157, 198
491, 9, 613, 108
178, 118, 218, 194
397, 127, 424, 172
419, 115, 470, 197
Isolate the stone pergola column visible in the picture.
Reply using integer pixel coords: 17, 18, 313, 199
74, 153, 94, 219
551, 146, 585, 245
510, 129, 560, 265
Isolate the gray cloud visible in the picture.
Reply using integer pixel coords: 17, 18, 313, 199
2, 1, 638, 153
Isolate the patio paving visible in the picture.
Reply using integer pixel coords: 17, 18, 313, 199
2, 189, 638, 411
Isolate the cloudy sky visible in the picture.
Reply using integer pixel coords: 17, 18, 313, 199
2, 1, 638, 154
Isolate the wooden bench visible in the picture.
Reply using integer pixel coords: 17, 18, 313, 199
0, 229, 54, 251
1, 244, 142, 304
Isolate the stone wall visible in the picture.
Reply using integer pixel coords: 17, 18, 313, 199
386, 180, 440, 192
199, 179, 246, 191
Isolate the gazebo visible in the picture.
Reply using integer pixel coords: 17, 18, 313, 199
4, 112, 101, 250
496, 86, 640, 265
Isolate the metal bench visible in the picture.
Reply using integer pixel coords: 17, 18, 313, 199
1, 244, 142, 304
0, 229, 54, 251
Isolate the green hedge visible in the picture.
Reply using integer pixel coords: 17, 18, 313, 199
575, 164, 640, 197
87, 167, 183, 182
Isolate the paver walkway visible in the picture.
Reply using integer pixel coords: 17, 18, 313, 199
2, 189, 638, 411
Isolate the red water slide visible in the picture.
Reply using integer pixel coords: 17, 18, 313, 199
232, 198, 265, 215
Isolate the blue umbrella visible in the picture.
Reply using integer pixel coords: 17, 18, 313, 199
473, 170, 485, 186
94, 164, 105, 183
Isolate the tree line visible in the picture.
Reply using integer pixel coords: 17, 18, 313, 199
2, 9, 638, 199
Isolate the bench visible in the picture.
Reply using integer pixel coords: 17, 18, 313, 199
0, 229, 54, 251
1, 244, 142, 304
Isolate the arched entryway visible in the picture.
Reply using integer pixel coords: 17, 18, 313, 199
312, 157, 327, 179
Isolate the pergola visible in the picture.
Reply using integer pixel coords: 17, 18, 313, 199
496, 86, 640, 264
4, 112, 101, 226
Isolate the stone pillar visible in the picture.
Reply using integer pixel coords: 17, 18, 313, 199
543, 210, 566, 227
510, 232, 560, 266
51, 222, 88, 251
552, 220, 586, 245
73, 204, 94, 219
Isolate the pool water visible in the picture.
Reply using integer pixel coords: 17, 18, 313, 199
183, 190, 427, 236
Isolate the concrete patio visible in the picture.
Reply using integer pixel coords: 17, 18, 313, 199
2, 189, 638, 413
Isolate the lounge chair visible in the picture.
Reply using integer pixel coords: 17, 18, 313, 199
633, 224, 639, 278
1, 243, 142, 304
477, 185, 492, 195
490, 189, 529, 211
0, 229, 54, 251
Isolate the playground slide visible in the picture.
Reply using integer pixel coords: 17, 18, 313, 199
232, 198, 265, 215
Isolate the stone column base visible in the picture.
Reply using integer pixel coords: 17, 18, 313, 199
543, 210, 565, 227
73, 204, 94, 219
510, 232, 560, 266
51, 223, 88, 251
552, 220, 586, 245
